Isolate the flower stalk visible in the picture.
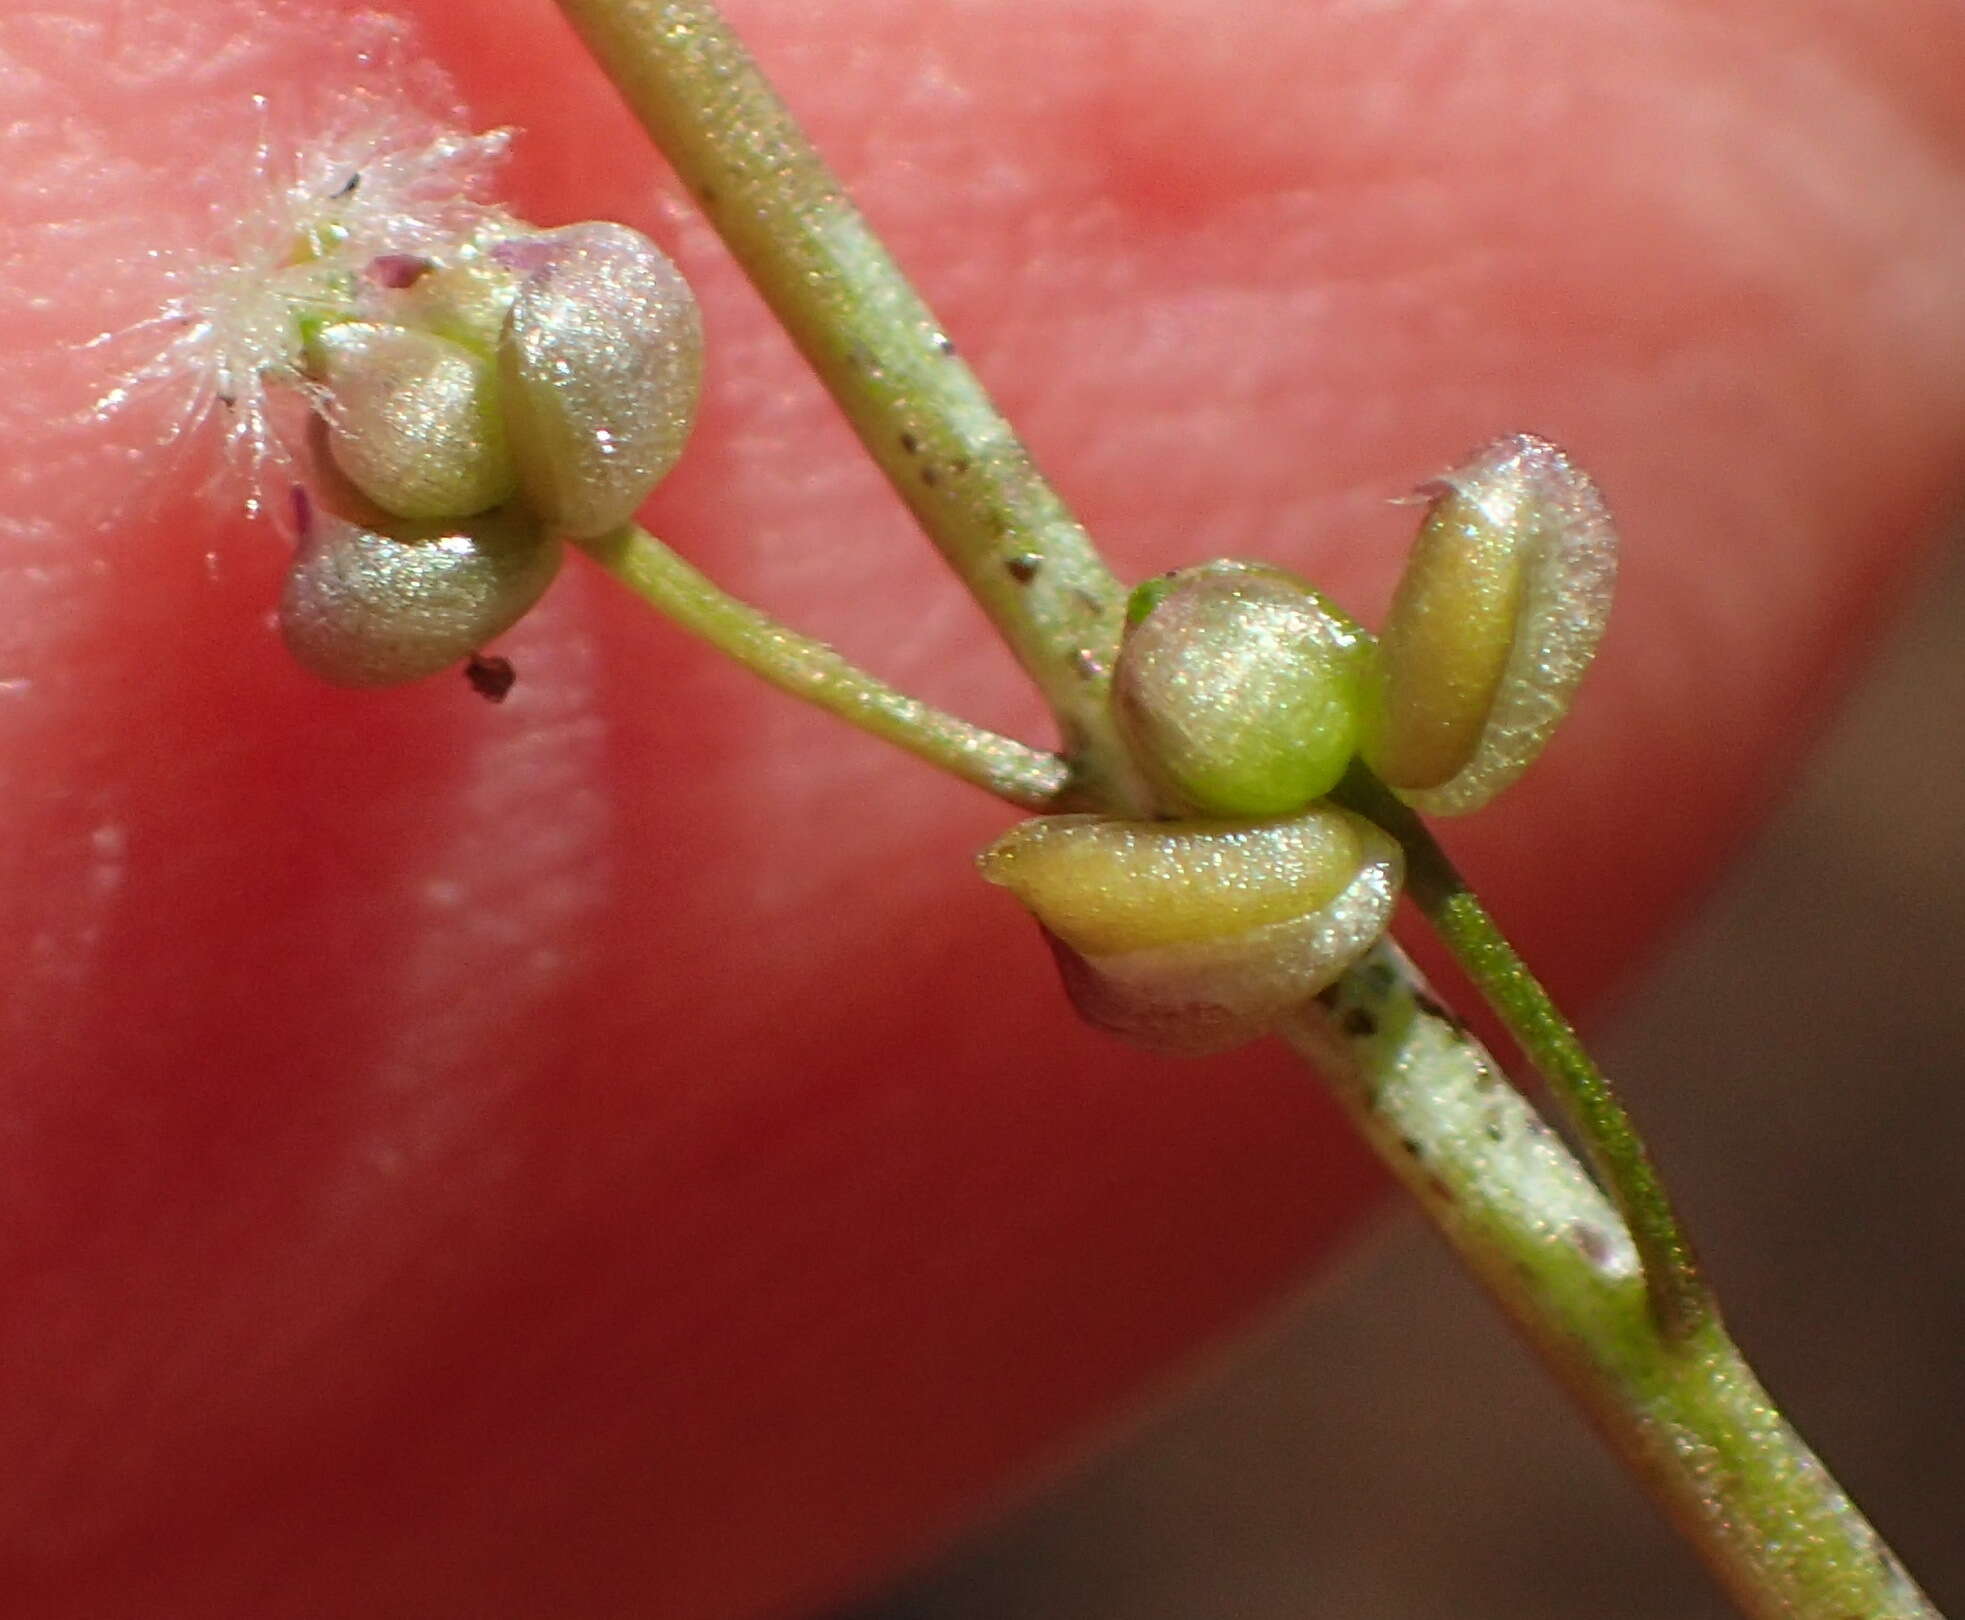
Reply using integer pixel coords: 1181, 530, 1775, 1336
579, 523, 1072, 810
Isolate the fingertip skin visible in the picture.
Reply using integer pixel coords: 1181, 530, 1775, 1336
5, 2, 1965, 1618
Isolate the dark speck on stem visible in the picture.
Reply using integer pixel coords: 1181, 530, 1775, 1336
1005, 553, 1041, 584
898, 431, 920, 455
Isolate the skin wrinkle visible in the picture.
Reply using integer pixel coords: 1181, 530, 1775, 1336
367, 596, 611, 1094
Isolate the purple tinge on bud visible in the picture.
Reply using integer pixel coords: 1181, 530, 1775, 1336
396, 256, 527, 357
366, 253, 433, 290
279, 490, 561, 687
496, 222, 703, 540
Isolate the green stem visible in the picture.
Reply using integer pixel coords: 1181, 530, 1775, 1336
1285, 941, 1936, 1620
580, 525, 1072, 810
1332, 764, 1711, 1340
549, 0, 1151, 816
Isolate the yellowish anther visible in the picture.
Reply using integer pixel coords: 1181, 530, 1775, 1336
1365, 434, 1616, 815
312, 322, 516, 521
979, 809, 1402, 1055
289, 217, 352, 265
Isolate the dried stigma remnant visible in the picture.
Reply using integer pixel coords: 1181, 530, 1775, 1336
1364, 435, 1617, 814
979, 809, 1402, 1055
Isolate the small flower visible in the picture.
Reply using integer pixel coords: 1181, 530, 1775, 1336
82, 100, 518, 521
78, 83, 711, 689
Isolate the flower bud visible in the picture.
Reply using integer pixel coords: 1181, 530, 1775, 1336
979, 807, 1402, 1055
1115, 561, 1370, 817
495, 222, 703, 539
311, 322, 516, 521
1364, 435, 1616, 815
278, 488, 560, 687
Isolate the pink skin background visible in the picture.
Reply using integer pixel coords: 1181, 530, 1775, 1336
3, 1, 1963, 1616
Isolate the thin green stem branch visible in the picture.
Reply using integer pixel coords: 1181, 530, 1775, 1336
549, 0, 1152, 816
1333, 765, 1712, 1338
580, 525, 1072, 810
1284, 940, 1936, 1620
